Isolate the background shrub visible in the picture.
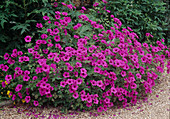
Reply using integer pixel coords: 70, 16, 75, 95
0, 0, 56, 57
93, 0, 169, 45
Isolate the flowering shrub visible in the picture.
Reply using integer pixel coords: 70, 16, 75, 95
0, 1, 170, 113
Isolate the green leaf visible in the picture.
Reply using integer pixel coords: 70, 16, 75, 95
1, 19, 7, 29
0, 35, 8, 43
10, 23, 30, 35
78, 25, 92, 37
6, 1, 24, 9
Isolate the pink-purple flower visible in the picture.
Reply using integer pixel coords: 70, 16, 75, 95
15, 84, 23, 92
24, 36, 32, 42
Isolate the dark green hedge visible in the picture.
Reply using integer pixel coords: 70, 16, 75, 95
0, 0, 57, 57
102, 0, 169, 45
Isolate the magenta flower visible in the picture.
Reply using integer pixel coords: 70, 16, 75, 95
94, 67, 101, 73
55, 14, 61, 19
86, 96, 92, 103
93, 2, 99, 7
127, 26, 133, 31
80, 68, 87, 73
0, 64, 4, 69
26, 88, 30, 95
15, 84, 23, 92
48, 52, 54, 59
39, 88, 45, 96
141, 56, 147, 63
104, 98, 110, 104
45, 88, 51, 94
74, 71, 78, 77
111, 87, 117, 94
46, 93, 52, 98
81, 94, 87, 101
33, 76, 37, 80
82, 6, 86, 10
36, 23, 43, 28
24, 70, 30, 75
66, 79, 73, 85
86, 103, 92, 107
54, 35, 60, 42
17, 51, 23, 56
73, 25, 78, 30
62, 12, 68, 16
18, 92, 22, 99
108, 102, 114, 107
24, 36, 32, 42
5, 75, 12, 81
60, 81, 66, 87
28, 48, 34, 53
131, 97, 137, 104
90, 80, 97, 86
96, 80, 103, 87
67, 4, 73, 9
2, 65, 9, 72
106, 10, 110, 13
34, 101, 39, 106
43, 16, 50, 21
80, 72, 87, 78
1, 81, 6, 88
40, 82, 47, 89
41, 34, 48, 39
130, 82, 137, 89
42, 64, 50, 72
97, 106, 103, 112
73, 92, 79, 99
136, 73, 142, 79
71, 84, 78, 91
25, 96, 31, 103
76, 78, 82, 85
80, 90, 86, 95
67, 66, 74, 71
23, 56, 29, 61
75, 62, 82, 68
161, 39, 165, 42
121, 70, 126, 77
146, 53, 152, 59
94, 99, 99, 104
143, 43, 149, 48
7, 58, 15, 64
23, 75, 30, 81
146, 33, 153, 37
114, 59, 121, 67
74, 35, 79, 39
63, 72, 70, 78
12, 94, 16, 101
4, 53, 9, 60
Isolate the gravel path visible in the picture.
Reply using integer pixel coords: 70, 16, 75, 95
0, 73, 169, 119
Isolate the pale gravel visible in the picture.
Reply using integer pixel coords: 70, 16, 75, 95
0, 71, 169, 119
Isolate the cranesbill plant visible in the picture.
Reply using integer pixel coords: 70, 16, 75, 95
1, 0, 170, 113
